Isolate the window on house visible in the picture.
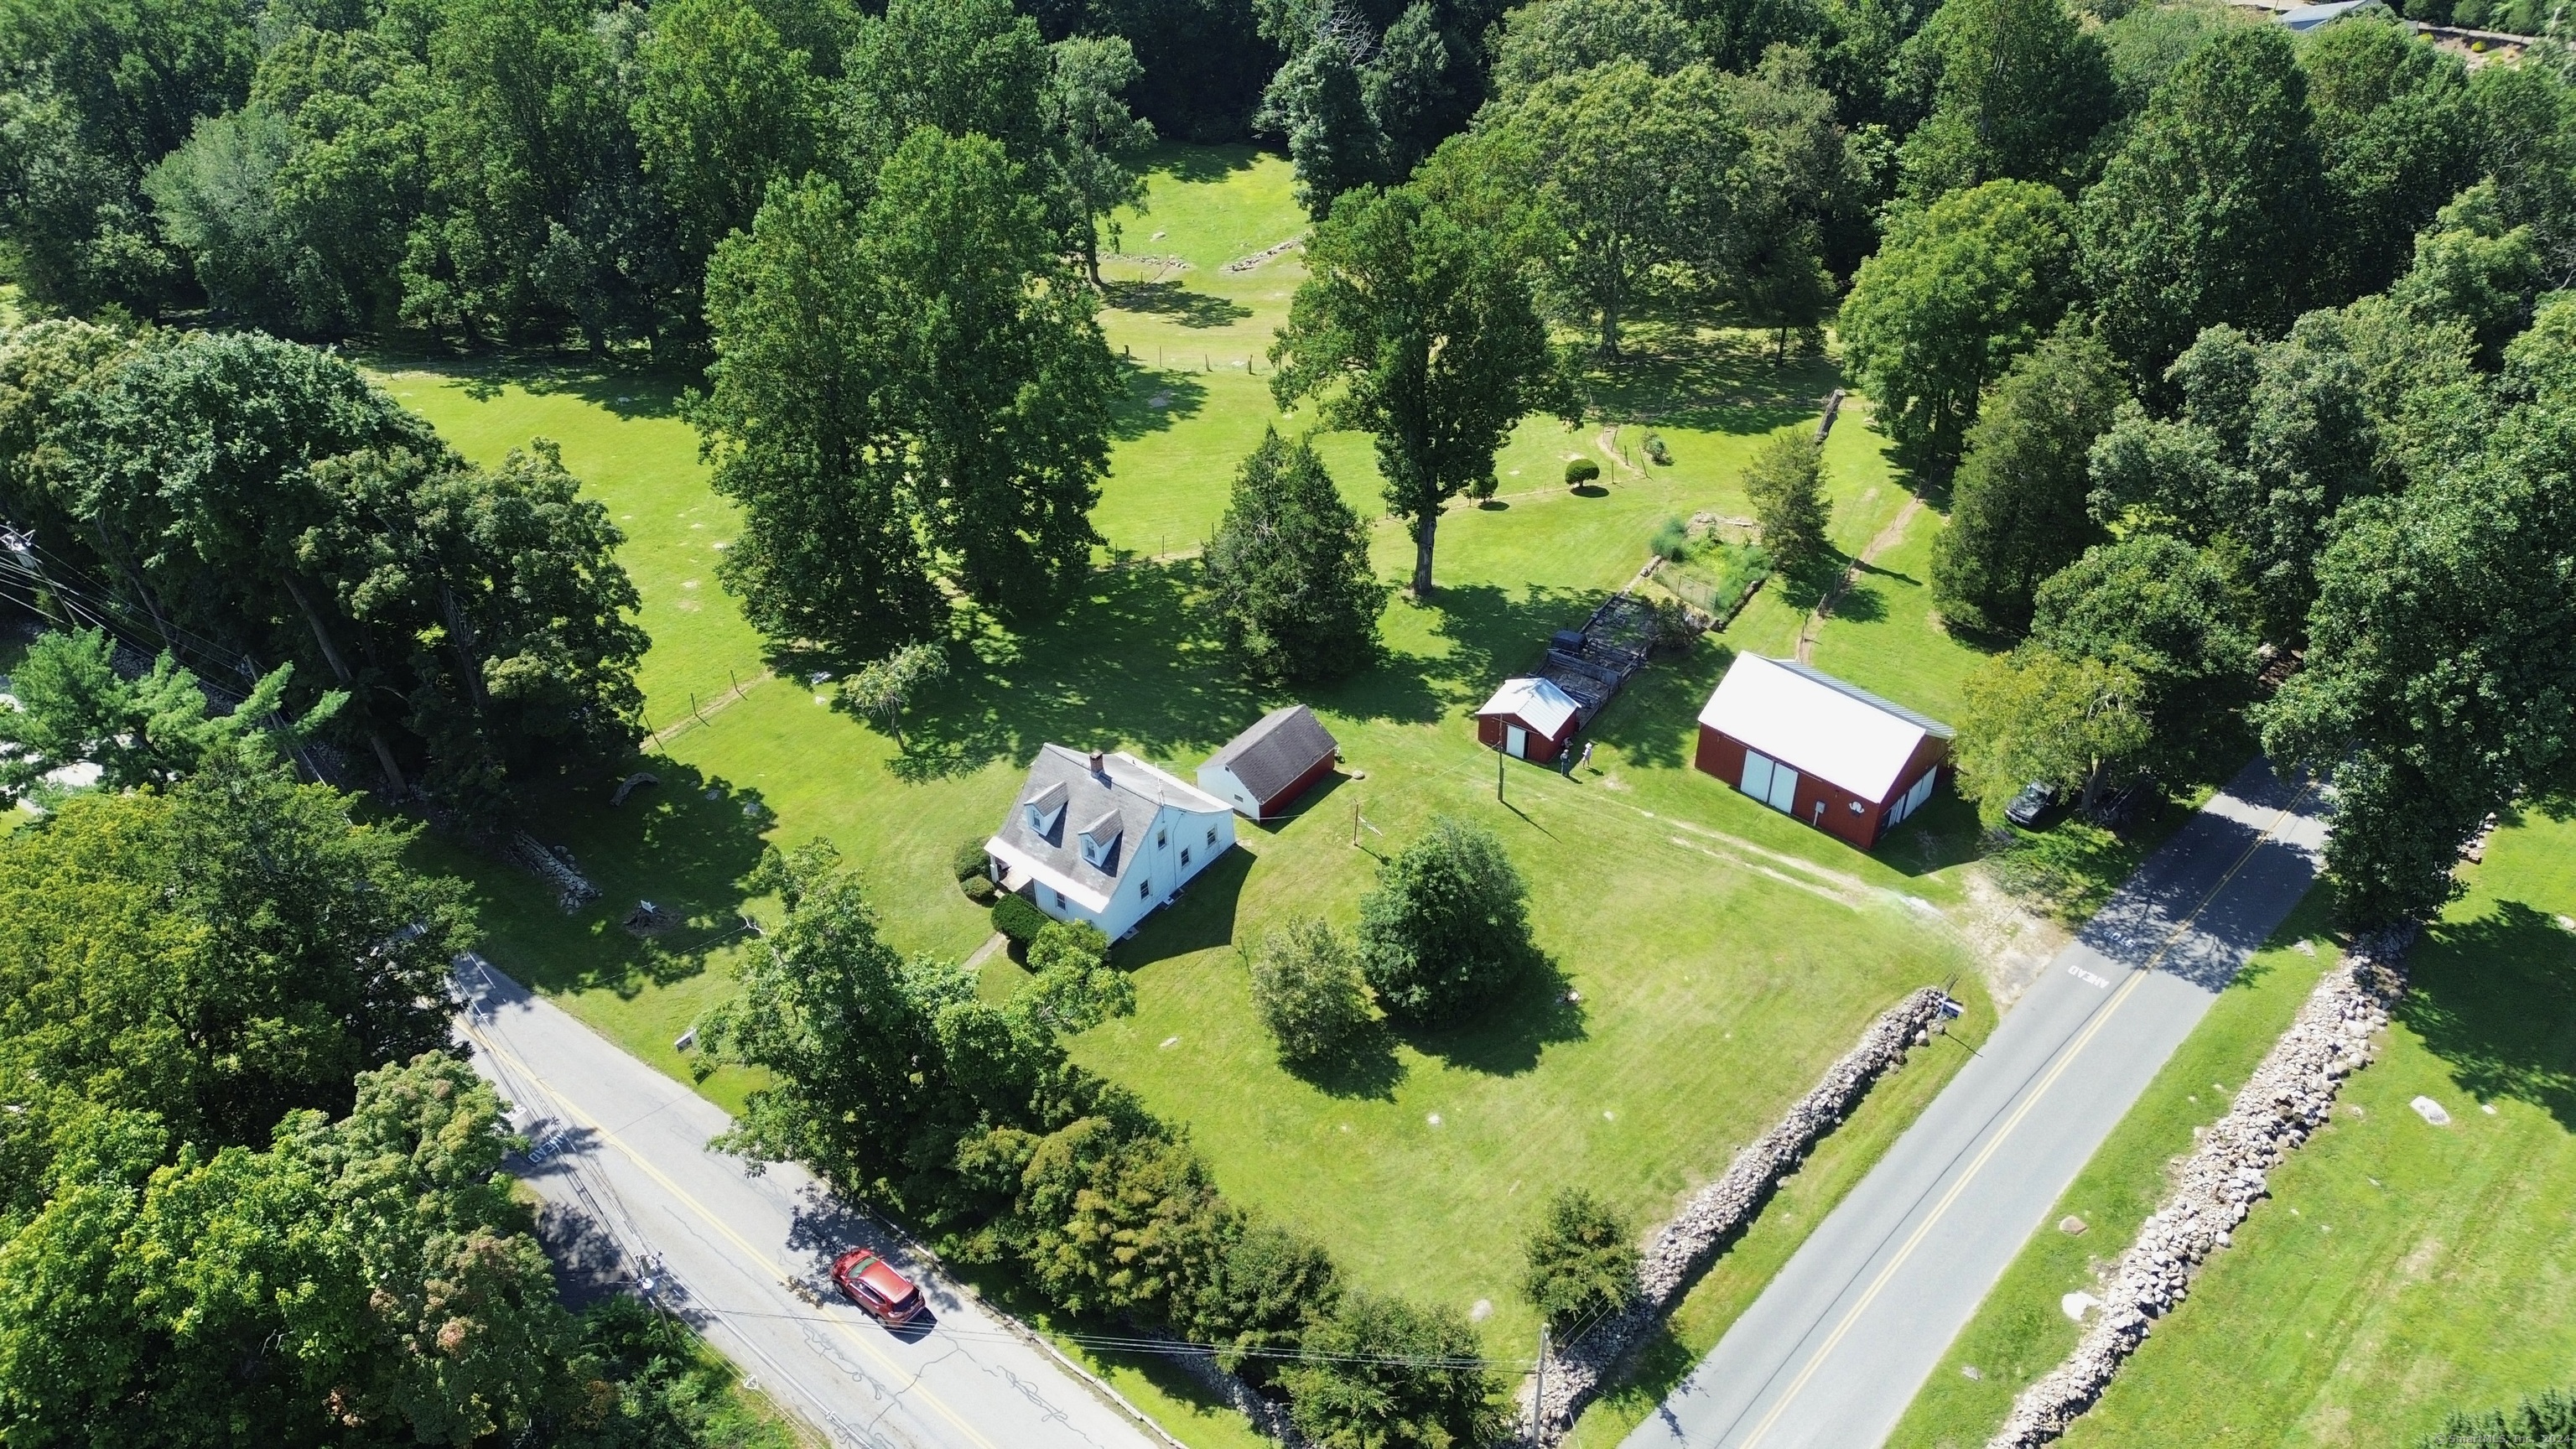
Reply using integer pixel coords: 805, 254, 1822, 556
1138, 879, 1151, 899
1051, 890, 1065, 909
1157, 829, 1167, 849
1180, 848, 1192, 867
1206, 827, 1217, 847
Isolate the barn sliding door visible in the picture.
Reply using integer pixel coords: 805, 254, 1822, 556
1741, 750, 1800, 814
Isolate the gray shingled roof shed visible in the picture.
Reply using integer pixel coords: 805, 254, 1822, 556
1197, 705, 1339, 820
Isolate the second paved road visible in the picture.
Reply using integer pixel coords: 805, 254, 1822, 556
455, 963, 1169, 1449
1626, 756, 2331, 1449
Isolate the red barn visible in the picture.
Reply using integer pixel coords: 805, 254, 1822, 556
1694, 653, 1952, 849
1476, 677, 1582, 764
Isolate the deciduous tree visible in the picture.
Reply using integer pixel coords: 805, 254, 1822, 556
1251, 917, 1377, 1064
1282, 1291, 1504, 1449
1954, 647, 2150, 820
1270, 184, 1566, 599
1046, 34, 1159, 285
1355, 816, 1534, 1026
1837, 179, 2075, 461
1894, 0, 2112, 200
2079, 26, 2323, 374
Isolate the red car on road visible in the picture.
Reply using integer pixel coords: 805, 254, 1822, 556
830, 1248, 925, 1325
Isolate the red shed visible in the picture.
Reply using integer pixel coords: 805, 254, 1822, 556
1475, 677, 1582, 763
1694, 654, 1952, 849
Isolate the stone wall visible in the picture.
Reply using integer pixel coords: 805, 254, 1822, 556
1985, 927, 2414, 1448
1514, 985, 1953, 1442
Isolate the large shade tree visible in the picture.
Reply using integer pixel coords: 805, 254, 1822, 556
1894, 0, 2113, 200
698, 130, 1119, 649
1836, 179, 2075, 462
2080, 25, 2324, 374
1270, 184, 1566, 599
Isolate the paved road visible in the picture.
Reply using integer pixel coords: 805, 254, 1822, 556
454, 963, 1170, 1449
1624, 757, 2331, 1449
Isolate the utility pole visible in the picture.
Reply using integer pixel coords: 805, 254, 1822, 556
1496, 738, 1506, 802
1532, 1322, 1549, 1446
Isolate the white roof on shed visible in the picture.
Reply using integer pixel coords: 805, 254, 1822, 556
1697, 654, 1954, 803
1477, 677, 1581, 738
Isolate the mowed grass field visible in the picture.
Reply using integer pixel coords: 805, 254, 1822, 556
1889, 808, 2576, 1449
368, 147, 2021, 1440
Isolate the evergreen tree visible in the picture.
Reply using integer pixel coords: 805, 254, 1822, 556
1202, 429, 1389, 682
1743, 426, 1831, 573
1282, 1291, 1504, 1449
1931, 324, 2131, 636
1522, 1187, 1639, 1330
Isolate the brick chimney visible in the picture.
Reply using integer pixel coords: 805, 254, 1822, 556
1088, 749, 1106, 777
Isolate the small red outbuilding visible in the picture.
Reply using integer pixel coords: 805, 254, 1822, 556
1475, 677, 1582, 764
1694, 653, 1952, 849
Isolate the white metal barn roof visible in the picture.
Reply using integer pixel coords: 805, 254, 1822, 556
1698, 654, 1954, 803
1477, 677, 1581, 738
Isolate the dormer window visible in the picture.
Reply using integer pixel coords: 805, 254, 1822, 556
1022, 781, 1067, 837
1078, 809, 1121, 868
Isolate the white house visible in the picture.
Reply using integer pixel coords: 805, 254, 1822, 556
985, 745, 1238, 940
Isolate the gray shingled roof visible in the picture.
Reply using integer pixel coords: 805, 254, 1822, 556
1203, 705, 1337, 806
994, 746, 1180, 896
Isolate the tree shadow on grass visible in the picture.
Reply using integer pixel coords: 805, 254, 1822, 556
1106, 280, 1254, 329
1581, 326, 1844, 436
1400, 950, 1585, 1078
2404, 899, 2576, 1130
1141, 140, 1269, 184
351, 344, 692, 423
886, 563, 1263, 782
433, 760, 773, 998
1109, 358, 1210, 441
1283, 1021, 1407, 1100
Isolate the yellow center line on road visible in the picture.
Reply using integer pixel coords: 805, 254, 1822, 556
461, 1024, 1000, 1449
1735, 784, 2314, 1449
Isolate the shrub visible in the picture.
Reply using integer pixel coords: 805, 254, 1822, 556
963, 874, 997, 904
1565, 456, 1600, 486
2419, 1388, 2576, 1447
1251, 917, 1376, 1064
1026, 921, 1134, 1031
953, 837, 991, 882
1356, 818, 1534, 1027
992, 892, 1052, 944
1644, 432, 1670, 465
1015, 1116, 1231, 1322
1282, 1291, 1505, 1449
1649, 517, 1690, 562
1182, 1218, 1341, 1384
1522, 1187, 1638, 1330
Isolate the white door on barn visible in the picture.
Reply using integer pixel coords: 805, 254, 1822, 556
1506, 724, 1529, 759
1742, 750, 1775, 800
1766, 762, 1800, 813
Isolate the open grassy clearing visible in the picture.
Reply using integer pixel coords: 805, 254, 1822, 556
1888, 807, 2576, 1449
366, 143, 2048, 1441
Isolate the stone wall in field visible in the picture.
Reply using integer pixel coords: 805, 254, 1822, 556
1515, 984, 1954, 1443
1984, 927, 2413, 1448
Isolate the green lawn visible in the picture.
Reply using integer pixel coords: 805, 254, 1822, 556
369, 145, 2022, 1444
1890, 806, 2576, 1449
